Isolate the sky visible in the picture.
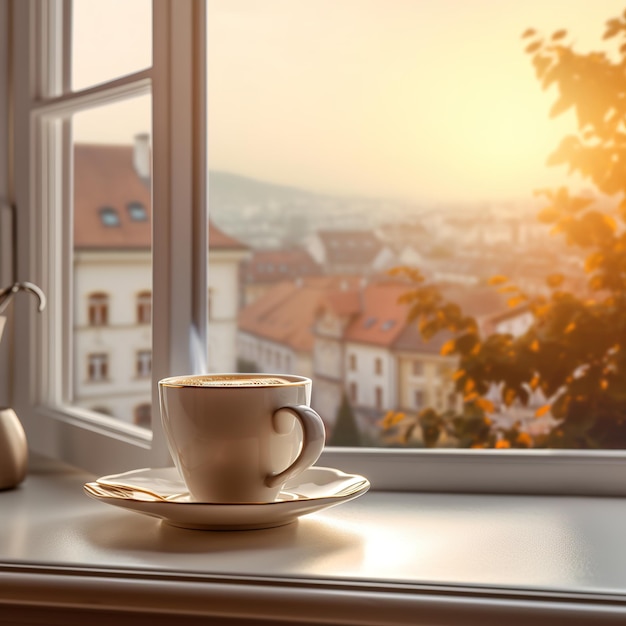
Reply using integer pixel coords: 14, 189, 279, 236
72, 0, 626, 203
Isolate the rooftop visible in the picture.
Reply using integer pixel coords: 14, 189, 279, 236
74, 143, 246, 251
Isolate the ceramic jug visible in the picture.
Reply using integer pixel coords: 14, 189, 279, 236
0, 408, 27, 490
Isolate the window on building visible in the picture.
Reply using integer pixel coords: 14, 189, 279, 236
436, 388, 444, 410
448, 392, 457, 411
99, 206, 121, 227
415, 390, 424, 409
349, 354, 356, 371
136, 350, 152, 378
87, 353, 108, 382
136, 291, 151, 325
412, 361, 424, 376
374, 357, 383, 375
88, 293, 109, 326
127, 201, 148, 221
375, 386, 383, 410
363, 317, 377, 329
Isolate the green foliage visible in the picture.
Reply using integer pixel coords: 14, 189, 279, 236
330, 394, 362, 447
388, 8, 626, 449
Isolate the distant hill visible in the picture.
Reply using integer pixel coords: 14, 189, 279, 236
208, 170, 322, 207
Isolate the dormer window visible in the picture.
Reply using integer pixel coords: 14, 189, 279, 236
363, 317, 377, 329
127, 201, 148, 221
99, 206, 120, 226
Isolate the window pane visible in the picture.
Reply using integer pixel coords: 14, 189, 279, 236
207, 1, 626, 450
72, 95, 152, 430
71, 0, 152, 91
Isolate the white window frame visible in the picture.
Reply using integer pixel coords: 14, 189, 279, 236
9, 0, 207, 475
6, 0, 626, 495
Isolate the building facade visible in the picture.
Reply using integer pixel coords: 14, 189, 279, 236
73, 142, 247, 425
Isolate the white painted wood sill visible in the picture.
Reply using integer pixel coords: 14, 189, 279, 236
1, 455, 626, 625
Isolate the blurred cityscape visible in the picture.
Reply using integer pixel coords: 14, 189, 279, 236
72, 139, 586, 445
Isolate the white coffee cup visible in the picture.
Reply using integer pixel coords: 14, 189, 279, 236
158, 373, 326, 503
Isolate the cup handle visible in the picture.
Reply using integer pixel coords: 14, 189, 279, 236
265, 404, 326, 488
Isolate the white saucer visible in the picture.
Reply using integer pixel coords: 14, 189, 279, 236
84, 466, 370, 530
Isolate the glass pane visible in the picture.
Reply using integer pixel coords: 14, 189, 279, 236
72, 94, 153, 430
207, 1, 626, 450
72, 0, 152, 91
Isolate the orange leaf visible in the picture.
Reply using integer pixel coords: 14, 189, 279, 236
380, 410, 406, 429
529, 339, 540, 352
546, 273, 564, 288
476, 398, 495, 413
495, 440, 511, 449
440, 339, 456, 356
488, 275, 508, 285
503, 387, 516, 406
508, 295, 527, 308
453, 369, 466, 381
535, 404, 551, 418
564, 322, 576, 334
604, 214, 617, 233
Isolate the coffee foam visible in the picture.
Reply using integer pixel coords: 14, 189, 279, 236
167, 375, 293, 387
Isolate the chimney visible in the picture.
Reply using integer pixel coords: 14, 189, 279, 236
133, 133, 151, 183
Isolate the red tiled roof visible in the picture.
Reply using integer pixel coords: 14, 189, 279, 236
238, 281, 323, 351
240, 275, 514, 354
74, 144, 152, 250
74, 143, 246, 251
238, 275, 363, 351
242, 248, 320, 283
344, 282, 411, 347
317, 230, 383, 265
344, 283, 510, 349
323, 290, 361, 317
391, 322, 453, 354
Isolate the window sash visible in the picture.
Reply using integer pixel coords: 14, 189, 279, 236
9, 0, 206, 475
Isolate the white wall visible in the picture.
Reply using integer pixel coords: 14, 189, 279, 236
208, 249, 247, 371
345, 342, 396, 410
73, 246, 245, 421
237, 331, 300, 376
73, 250, 151, 422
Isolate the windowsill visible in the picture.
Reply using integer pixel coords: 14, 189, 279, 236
2, 456, 626, 625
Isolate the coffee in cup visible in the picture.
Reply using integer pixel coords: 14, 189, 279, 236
158, 373, 326, 503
